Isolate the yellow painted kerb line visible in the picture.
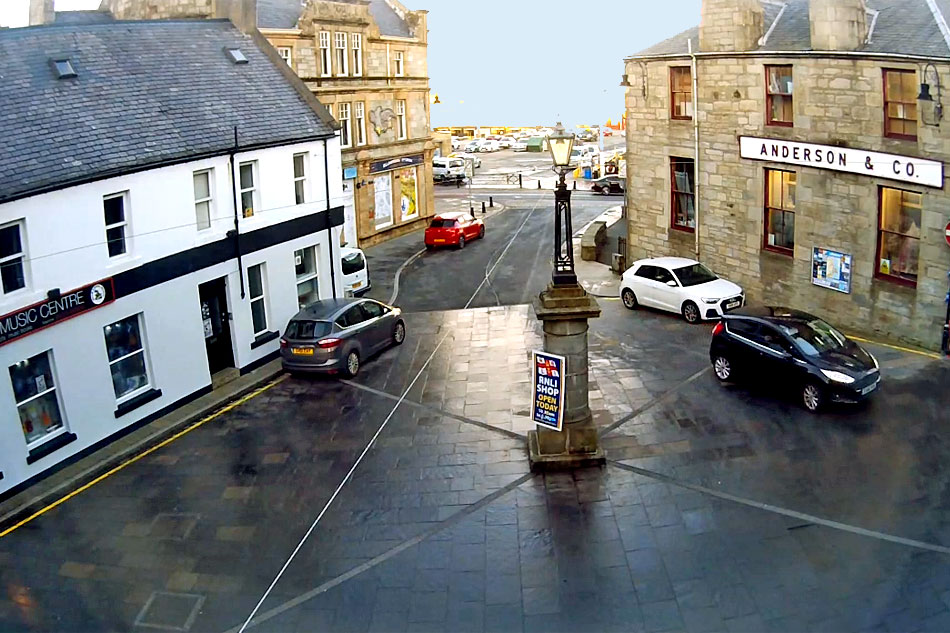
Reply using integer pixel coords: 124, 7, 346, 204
0, 375, 287, 539
846, 334, 944, 360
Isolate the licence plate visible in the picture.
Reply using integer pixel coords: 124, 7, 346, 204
434, 239, 445, 243
861, 381, 878, 395
725, 300, 741, 310
352, 281, 362, 289
291, 347, 314, 356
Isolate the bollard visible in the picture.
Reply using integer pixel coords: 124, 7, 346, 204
481, 201, 486, 214
519, 174, 523, 189
572, 181, 576, 190
489, 196, 494, 208
538, 180, 541, 189
456, 177, 461, 189
470, 205, 474, 215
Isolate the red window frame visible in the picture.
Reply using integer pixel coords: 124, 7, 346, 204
875, 186, 921, 288
763, 168, 796, 255
765, 65, 793, 127
883, 69, 918, 141
670, 67, 692, 121
670, 157, 695, 233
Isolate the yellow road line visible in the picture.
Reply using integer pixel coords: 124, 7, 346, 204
846, 335, 944, 360
0, 375, 287, 539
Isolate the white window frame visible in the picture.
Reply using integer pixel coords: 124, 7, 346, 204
104, 313, 152, 403
339, 102, 352, 148
10, 350, 67, 448
193, 169, 214, 231
238, 161, 258, 218
293, 153, 309, 205
277, 46, 292, 67
103, 191, 129, 258
294, 245, 320, 308
0, 220, 27, 296
319, 31, 331, 77
334, 32, 348, 76
351, 33, 362, 76
355, 102, 366, 146
247, 263, 269, 336
326, 103, 333, 119
393, 50, 404, 77
396, 100, 407, 140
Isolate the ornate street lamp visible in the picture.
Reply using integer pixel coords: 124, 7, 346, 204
918, 62, 944, 127
547, 122, 577, 286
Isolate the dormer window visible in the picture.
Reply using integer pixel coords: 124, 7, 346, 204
51, 58, 76, 79
225, 48, 248, 64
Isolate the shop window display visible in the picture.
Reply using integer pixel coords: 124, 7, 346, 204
9, 351, 64, 444
104, 314, 150, 399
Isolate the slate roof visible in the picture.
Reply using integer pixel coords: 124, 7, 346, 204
257, 0, 412, 37
0, 19, 334, 204
368, 0, 411, 37
53, 10, 115, 25
630, 0, 950, 58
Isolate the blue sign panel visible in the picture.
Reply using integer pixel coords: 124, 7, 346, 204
343, 166, 358, 179
531, 350, 566, 432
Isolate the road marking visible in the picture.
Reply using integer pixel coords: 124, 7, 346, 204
845, 334, 944, 360
0, 375, 287, 539
389, 247, 426, 305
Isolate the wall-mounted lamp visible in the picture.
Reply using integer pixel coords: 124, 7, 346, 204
918, 62, 943, 126
355, 179, 369, 189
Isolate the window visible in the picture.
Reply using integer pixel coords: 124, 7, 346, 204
326, 103, 333, 119
339, 102, 352, 148
351, 33, 362, 76
764, 169, 796, 253
9, 351, 64, 445
103, 192, 128, 257
104, 314, 151, 400
293, 153, 308, 205
670, 157, 695, 231
0, 221, 26, 295
393, 50, 404, 77
877, 186, 922, 285
248, 264, 268, 336
396, 100, 407, 140
295, 246, 319, 308
884, 69, 917, 140
653, 267, 675, 285
277, 46, 292, 67
633, 265, 657, 280
319, 31, 331, 77
355, 102, 366, 146
670, 67, 692, 120
336, 304, 367, 328
239, 161, 257, 218
335, 32, 348, 76
361, 300, 384, 319
52, 58, 76, 79
193, 169, 213, 231
766, 65, 793, 126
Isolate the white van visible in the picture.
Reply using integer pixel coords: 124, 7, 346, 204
433, 157, 466, 183
340, 247, 370, 296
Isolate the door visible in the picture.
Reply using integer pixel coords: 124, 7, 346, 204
198, 278, 234, 375
631, 265, 658, 307
651, 266, 681, 311
359, 300, 389, 353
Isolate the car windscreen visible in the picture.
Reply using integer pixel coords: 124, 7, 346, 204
341, 252, 365, 275
673, 263, 718, 287
776, 319, 848, 357
284, 320, 332, 339
429, 219, 456, 228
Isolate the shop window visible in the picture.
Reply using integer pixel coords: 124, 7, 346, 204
334, 32, 348, 76
764, 169, 796, 253
319, 31, 331, 77
277, 46, 291, 67
355, 102, 367, 146
248, 263, 268, 336
10, 351, 64, 445
877, 186, 921, 286
670, 157, 695, 231
239, 161, 258, 218
0, 220, 27, 295
393, 51, 404, 77
396, 100, 407, 140
884, 69, 918, 140
103, 192, 129, 257
766, 65, 793, 126
339, 103, 352, 149
193, 169, 213, 231
293, 153, 308, 205
104, 314, 151, 400
351, 33, 362, 76
295, 246, 319, 308
670, 67, 692, 120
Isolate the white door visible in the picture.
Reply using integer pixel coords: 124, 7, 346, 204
652, 267, 681, 311
631, 266, 657, 308
342, 179, 357, 247
374, 172, 393, 229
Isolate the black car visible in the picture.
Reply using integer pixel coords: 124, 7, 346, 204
709, 306, 880, 412
591, 176, 624, 195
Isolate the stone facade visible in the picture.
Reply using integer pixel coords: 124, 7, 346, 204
625, 5, 950, 350
99, 0, 214, 20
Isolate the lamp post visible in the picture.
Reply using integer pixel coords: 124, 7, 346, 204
918, 63, 944, 127
548, 122, 578, 286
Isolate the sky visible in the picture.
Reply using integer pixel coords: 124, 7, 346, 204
0, 0, 701, 129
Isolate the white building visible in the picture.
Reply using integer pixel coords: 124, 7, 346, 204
0, 13, 344, 496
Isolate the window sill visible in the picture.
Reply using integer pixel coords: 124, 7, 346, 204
884, 133, 918, 142
671, 225, 695, 234
873, 273, 918, 290
26, 431, 78, 465
766, 121, 794, 128
763, 245, 794, 257
251, 330, 280, 350
671, 116, 693, 122
114, 387, 162, 418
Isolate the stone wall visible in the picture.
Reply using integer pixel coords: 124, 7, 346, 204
699, 0, 763, 52
624, 54, 950, 350
99, 0, 213, 20
810, 0, 867, 52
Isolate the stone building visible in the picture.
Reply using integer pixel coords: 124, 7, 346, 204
624, 0, 950, 350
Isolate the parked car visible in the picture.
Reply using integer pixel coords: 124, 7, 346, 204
340, 246, 370, 296
478, 140, 501, 152
498, 136, 516, 149
451, 137, 466, 151
424, 212, 485, 250
709, 306, 880, 412
591, 176, 624, 195
620, 257, 744, 323
280, 298, 405, 377
511, 140, 528, 152
461, 140, 480, 153
433, 157, 466, 184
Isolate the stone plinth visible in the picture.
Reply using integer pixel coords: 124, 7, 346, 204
527, 283, 605, 471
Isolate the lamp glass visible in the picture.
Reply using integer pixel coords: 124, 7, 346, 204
548, 122, 575, 168
918, 82, 934, 102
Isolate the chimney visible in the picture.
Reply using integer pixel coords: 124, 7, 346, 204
810, 0, 867, 51
699, 0, 764, 52
29, 0, 54, 25
214, 0, 259, 34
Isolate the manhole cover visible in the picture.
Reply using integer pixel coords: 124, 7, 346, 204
149, 513, 199, 540
134, 591, 204, 631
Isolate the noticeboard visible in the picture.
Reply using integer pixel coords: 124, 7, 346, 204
812, 247, 852, 294
531, 350, 565, 432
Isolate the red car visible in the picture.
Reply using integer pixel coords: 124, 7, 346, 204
424, 212, 485, 250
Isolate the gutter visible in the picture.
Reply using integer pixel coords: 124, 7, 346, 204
625, 50, 950, 63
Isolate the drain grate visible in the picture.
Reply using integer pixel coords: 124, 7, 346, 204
134, 591, 204, 631
149, 513, 199, 540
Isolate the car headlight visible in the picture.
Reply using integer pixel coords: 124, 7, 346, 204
820, 369, 855, 384
702, 298, 719, 304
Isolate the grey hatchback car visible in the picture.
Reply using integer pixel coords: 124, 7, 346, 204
280, 298, 405, 377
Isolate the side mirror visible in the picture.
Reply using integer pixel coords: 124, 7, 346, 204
666, 280, 677, 287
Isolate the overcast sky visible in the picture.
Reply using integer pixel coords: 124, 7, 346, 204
0, 0, 700, 129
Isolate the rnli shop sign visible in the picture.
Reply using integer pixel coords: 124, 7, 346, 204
0, 279, 114, 347
739, 136, 944, 189
531, 350, 566, 432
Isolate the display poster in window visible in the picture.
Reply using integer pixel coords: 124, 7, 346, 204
374, 172, 393, 229
812, 247, 852, 294
399, 167, 418, 221
531, 350, 565, 432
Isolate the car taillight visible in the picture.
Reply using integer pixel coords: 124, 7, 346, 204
712, 322, 724, 336
317, 338, 341, 349
279, 338, 287, 348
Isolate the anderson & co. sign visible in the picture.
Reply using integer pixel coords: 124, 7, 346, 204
739, 136, 944, 189
0, 279, 114, 347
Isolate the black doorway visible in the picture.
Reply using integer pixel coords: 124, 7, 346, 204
198, 277, 234, 375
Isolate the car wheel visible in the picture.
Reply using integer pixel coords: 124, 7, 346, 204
802, 382, 824, 413
621, 288, 638, 310
392, 320, 406, 346
478, 225, 485, 239
458, 235, 466, 249
601, 186, 610, 196
712, 355, 732, 382
682, 301, 701, 324
343, 350, 360, 378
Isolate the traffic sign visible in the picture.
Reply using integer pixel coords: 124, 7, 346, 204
945, 221, 950, 247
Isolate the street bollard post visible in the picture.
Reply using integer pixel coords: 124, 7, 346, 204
490, 196, 494, 207
538, 180, 541, 189
481, 201, 486, 214
519, 174, 523, 189
572, 181, 576, 190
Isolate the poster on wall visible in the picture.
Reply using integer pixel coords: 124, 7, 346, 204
374, 172, 393, 229
812, 247, 852, 294
342, 179, 357, 247
400, 167, 418, 221
531, 350, 565, 432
